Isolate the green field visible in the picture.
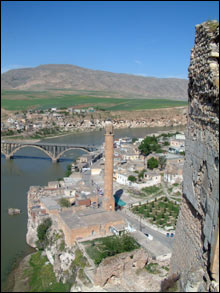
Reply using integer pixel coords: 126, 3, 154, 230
1, 90, 187, 111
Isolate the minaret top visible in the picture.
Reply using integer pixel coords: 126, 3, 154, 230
105, 120, 114, 135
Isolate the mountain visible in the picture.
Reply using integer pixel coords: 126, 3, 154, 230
1, 64, 188, 100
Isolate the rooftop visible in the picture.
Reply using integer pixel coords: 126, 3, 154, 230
41, 196, 61, 210
59, 207, 124, 230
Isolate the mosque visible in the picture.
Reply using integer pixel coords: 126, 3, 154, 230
54, 120, 126, 246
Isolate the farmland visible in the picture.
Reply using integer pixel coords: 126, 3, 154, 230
1, 90, 187, 111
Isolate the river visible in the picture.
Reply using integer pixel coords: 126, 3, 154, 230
1, 126, 184, 289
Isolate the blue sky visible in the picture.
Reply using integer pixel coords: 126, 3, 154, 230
1, 1, 219, 78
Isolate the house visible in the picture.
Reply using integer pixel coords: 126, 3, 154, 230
122, 151, 139, 161
170, 138, 185, 148
164, 163, 183, 184
143, 172, 161, 185
115, 169, 131, 186
175, 133, 185, 140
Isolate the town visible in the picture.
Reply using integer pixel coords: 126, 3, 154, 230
1, 105, 187, 139
25, 120, 186, 291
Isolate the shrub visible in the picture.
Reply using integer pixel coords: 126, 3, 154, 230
147, 157, 159, 170
36, 218, 52, 249
145, 262, 161, 274
59, 198, 71, 208
128, 175, 137, 182
65, 164, 72, 177
86, 234, 139, 265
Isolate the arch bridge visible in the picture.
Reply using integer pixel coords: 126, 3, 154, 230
1, 140, 97, 162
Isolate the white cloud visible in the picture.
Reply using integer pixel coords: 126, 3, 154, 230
134, 59, 142, 65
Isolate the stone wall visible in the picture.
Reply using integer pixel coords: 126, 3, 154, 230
170, 21, 219, 292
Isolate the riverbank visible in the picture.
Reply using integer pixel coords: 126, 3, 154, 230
3, 251, 72, 293
1, 252, 35, 293
1, 106, 187, 141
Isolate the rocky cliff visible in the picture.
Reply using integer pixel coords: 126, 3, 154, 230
170, 21, 219, 292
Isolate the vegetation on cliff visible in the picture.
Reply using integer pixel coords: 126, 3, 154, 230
36, 218, 52, 249
23, 251, 71, 292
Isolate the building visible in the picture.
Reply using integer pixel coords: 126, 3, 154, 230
56, 120, 125, 246
164, 163, 183, 184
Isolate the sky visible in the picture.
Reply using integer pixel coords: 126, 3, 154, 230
1, 1, 219, 78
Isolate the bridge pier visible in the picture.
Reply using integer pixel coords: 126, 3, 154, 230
51, 158, 58, 163
5, 154, 12, 160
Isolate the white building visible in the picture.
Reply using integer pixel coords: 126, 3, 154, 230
164, 163, 183, 184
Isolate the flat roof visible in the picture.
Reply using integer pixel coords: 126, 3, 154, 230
41, 197, 61, 210
59, 208, 124, 230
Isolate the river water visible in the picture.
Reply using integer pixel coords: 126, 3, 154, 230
1, 126, 184, 288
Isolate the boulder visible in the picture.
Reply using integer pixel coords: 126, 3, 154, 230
8, 208, 21, 215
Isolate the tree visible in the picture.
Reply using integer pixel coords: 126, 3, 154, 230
138, 135, 161, 156
59, 198, 71, 208
147, 157, 159, 170
65, 164, 72, 177
37, 217, 52, 248
138, 169, 146, 181
158, 156, 167, 170
128, 175, 137, 182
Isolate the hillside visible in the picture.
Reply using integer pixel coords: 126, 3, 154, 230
1, 64, 188, 100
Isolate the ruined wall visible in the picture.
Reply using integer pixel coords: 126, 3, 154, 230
170, 21, 219, 292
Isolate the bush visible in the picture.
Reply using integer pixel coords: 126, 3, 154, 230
36, 218, 52, 249
145, 262, 161, 274
147, 157, 159, 170
65, 164, 72, 177
59, 198, 71, 208
128, 175, 137, 182
86, 234, 139, 265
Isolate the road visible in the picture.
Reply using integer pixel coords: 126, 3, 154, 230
118, 209, 174, 250
82, 169, 175, 256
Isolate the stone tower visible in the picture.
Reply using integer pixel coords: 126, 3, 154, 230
103, 120, 115, 211
170, 21, 219, 292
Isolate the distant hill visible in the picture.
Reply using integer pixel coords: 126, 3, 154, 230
1, 64, 188, 100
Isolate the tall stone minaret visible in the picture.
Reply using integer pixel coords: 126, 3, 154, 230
103, 120, 115, 211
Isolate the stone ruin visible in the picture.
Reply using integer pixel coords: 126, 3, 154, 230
170, 21, 219, 292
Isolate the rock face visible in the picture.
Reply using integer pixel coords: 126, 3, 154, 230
94, 248, 148, 287
170, 21, 219, 292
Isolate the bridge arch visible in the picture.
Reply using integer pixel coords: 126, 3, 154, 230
1, 149, 8, 158
55, 147, 91, 161
6, 145, 54, 161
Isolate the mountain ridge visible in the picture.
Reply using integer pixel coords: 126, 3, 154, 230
1, 64, 188, 100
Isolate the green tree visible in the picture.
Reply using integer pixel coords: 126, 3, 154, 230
147, 157, 159, 170
59, 198, 71, 208
138, 136, 162, 156
132, 138, 138, 143
138, 169, 146, 181
65, 164, 72, 177
128, 175, 137, 182
158, 156, 167, 170
36, 218, 52, 249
